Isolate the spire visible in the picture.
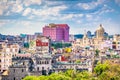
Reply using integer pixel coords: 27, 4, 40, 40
100, 24, 102, 27
83, 30, 87, 38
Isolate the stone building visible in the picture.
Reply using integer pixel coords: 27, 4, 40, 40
2, 56, 33, 80
31, 53, 52, 75
53, 59, 92, 72
112, 34, 120, 50
0, 41, 19, 72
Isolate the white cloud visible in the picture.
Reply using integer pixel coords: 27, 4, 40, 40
76, 20, 82, 24
97, 4, 114, 15
60, 14, 74, 20
19, 21, 31, 26
86, 14, 92, 18
77, 0, 105, 10
60, 13, 84, 20
0, 3, 9, 15
11, 4, 23, 13
22, 8, 32, 16
23, 0, 42, 7
76, 14, 84, 17
32, 5, 67, 16
0, 0, 42, 16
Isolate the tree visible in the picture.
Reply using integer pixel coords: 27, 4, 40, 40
23, 76, 39, 80
38, 75, 48, 80
23, 63, 120, 80
94, 61, 120, 80
75, 71, 93, 80
94, 62, 109, 76
64, 69, 76, 79
95, 49, 100, 57
75, 60, 81, 63
49, 73, 71, 80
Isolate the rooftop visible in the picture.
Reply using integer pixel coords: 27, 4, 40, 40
45, 23, 69, 28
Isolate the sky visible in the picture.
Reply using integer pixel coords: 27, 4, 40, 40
0, 0, 120, 35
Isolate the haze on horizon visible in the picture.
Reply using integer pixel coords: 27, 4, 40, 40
0, 0, 120, 35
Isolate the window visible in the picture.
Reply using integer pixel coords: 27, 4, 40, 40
13, 69, 15, 72
23, 62, 25, 65
15, 49, 18, 52
14, 77, 15, 80
42, 67, 44, 70
37, 67, 39, 71
64, 66, 66, 68
39, 61, 41, 64
112, 42, 116, 44
22, 69, 24, 72
42, 61, 44, 64
47, 61, 49, 64
37, 61, 39, 64
10, 49, 12, 52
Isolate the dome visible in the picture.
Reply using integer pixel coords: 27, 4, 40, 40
97, 24, 104, 32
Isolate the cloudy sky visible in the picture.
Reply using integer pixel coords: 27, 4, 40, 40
0, 0, 120, 35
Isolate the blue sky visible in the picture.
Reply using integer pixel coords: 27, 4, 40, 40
0, 0, 120, 35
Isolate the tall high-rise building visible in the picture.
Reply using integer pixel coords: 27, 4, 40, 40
43, 23, 69, 42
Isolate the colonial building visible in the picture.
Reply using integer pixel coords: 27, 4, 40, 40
72, 24, 106, 52
112, 34, 120, 50
31, 53, 52, 75
96, 24, 105, 39
36, 35, 50, 54
2, 56, 33, 80
0, 41, 19, 72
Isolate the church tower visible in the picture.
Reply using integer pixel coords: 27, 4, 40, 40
96, 24, 105, 39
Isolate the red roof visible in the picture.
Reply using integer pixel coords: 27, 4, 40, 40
56, 24, 69, 28
44, 24, 69, 28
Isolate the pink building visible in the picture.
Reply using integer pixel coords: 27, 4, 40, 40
43, 23, 69, 42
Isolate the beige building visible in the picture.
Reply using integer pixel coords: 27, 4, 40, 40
72, 24, 105, 51
0, 41, 19, 72
113, 34, 120, 50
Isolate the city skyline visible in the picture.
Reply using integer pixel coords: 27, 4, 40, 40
0, 0, 120, 35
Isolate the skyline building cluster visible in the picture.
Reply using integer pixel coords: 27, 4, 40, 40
0, 23, 120, 80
